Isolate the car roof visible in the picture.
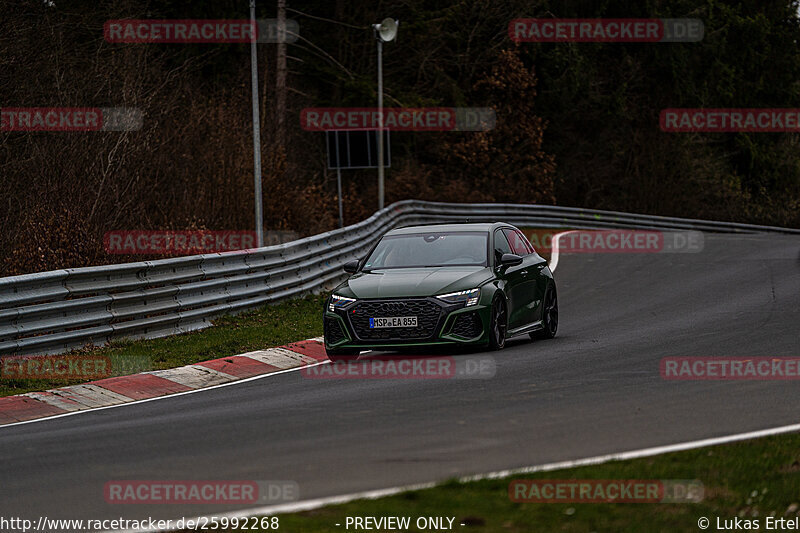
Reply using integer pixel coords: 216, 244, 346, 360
385, 222, 511, 235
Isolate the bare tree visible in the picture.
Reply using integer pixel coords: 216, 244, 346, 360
276, 0, 287, 151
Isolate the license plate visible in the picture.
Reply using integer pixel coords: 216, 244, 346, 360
369, 316, 418, 328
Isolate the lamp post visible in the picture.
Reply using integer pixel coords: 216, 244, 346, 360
372, 18, 398, 211
249, 0, 264, 247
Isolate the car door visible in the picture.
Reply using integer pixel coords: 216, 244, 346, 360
494, 229, 527, 330
504, 228, 546, 327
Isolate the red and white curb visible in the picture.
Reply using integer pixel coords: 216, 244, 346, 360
0, 236, 573, 428
0, 338, 328, 426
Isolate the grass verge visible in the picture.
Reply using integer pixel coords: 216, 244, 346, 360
0, 294, 326, 398
258, 432, 800, 532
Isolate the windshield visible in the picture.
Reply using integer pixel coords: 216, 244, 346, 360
363, 231, 488, 270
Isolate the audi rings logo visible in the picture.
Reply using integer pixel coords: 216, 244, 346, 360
380, 302, 407, 314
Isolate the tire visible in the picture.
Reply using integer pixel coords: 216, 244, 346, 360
531, 285, 558, 340
325, 346, 360, 362
488, 294, 508, 350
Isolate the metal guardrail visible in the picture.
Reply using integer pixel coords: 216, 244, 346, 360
1, 200, 798, 355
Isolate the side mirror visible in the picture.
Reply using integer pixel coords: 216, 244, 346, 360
499, 253, 523, 267
343, 260, 360, 273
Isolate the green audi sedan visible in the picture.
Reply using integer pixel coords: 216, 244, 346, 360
323, 223, 558, 360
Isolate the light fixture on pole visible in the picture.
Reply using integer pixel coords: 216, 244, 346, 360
372, 17, 398, 211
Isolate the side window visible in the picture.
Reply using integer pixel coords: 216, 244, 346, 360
503, 229, 531, 256
517, 230, 536, 254
494, 229, 513, 263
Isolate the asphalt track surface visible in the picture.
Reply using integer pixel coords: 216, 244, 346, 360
1, 233, 799, 523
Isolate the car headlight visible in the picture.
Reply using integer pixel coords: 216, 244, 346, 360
436, 288, 480, 306
329, 294, 356, 312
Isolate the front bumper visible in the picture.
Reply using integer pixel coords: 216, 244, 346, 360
324, 296, 490, 349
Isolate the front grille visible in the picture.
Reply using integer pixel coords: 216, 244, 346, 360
349, 299, 444, 340
324, 317, 347, 344
451, 311, 483, 339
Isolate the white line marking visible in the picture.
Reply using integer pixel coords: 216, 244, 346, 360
548, 230, 578, 273
122, 421, 800, 532
458, 422, 800, 481
0, 360, 330, 430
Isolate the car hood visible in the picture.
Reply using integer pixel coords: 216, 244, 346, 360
338, 266, 493, 299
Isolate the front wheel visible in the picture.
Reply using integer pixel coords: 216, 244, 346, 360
531, 285, 558, 340
488, 295, 508, 350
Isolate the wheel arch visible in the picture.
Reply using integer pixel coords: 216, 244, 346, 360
480, 280, 506, 307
